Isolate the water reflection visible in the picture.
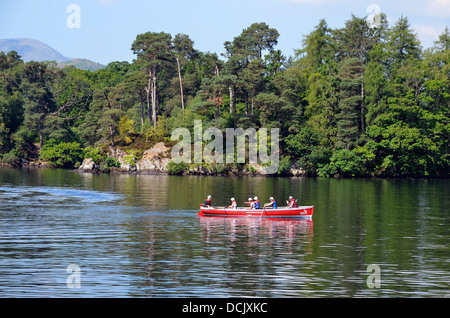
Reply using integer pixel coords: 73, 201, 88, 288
200, 217, 313, 243
0, 168, 448, 297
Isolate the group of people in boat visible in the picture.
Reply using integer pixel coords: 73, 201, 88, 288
203, 195, 298, 209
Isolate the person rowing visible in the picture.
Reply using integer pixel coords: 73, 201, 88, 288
228, 197, 237, 209
286, 196, 297, 208
253, 196, 260, 209
264, 197, 277, 209
204, 195, 212, 207
245, 197, 255, 209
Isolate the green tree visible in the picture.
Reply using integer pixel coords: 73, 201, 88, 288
173, 33, 198, 111
0, 50, 23, 95
242, 58, 266, 115
318, 148, 365, 177
336, 57, 364, 150
240, 22, 280, 59
296, 19, 335, 70
96, 83, 126, 147
52, 67, 93, 143
335, 15, 374, 64
364, 44, 391, 126
254, 92, 283, 127
420, 28, 450, 112
132, 32, 174, 129
387, 16, 422, 73
125, 69, 148, 127
269, 65, 306, 135
0, 95, 23, 141
39, 140, 84, 168
20, 61, 58, 147
264, 49, 286, 80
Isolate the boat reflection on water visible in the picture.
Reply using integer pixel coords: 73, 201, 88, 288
199, 216, 313, 247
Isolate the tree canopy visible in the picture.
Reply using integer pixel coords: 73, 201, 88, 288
0, 17, 448, 177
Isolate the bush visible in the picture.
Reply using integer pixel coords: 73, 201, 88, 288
167, 160, 188, 175
83, 147, 106, 164
318, 149, 364, 177
39, 142, 84, 168
99, 162, 111, 173
123, 149, 142, 167
82, 147, 121, 171
277, 155, 291, 175
104, 157, 121, 168
2, 151, 21, 167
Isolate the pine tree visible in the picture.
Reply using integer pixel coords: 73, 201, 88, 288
132, 32, 174, 129
387, 16, 422, 73
20, 61, 59, 148
297, 19, 335, 70
336, 58, 364, 150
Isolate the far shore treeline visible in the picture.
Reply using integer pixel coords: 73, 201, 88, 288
0, 14, 448, 177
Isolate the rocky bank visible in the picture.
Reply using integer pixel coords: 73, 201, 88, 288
78, 142, 172, 174
77, 141, 307, 176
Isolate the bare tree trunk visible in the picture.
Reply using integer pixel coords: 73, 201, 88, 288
139, 94, 144, 126
176, 57, 185, 111
151, 66, 157, 130
215, 63, 220, 77
145, 74, 151, 122
145, 66, 158, 130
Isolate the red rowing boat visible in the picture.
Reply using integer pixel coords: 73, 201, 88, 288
198, 204, 314, 219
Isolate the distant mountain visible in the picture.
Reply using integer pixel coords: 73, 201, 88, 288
57, 59, 105, 71
0, 38, 71, 62
0, 38, 105, 71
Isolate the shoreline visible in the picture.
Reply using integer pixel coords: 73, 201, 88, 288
1, 164, 448, 180
1, 143, 448, 179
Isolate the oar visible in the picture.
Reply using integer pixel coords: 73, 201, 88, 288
260, 206, 265, 219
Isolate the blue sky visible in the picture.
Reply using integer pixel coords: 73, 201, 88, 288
0, 0, 449, 65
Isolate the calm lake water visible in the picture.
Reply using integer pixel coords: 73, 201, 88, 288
0, 168, 448, 298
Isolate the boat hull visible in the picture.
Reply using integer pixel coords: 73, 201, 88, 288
198, 205, 314, 219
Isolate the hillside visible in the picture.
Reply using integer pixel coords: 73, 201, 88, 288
57, 58, 105, 71
0, 38, 70, 62
0, 38, 105, 71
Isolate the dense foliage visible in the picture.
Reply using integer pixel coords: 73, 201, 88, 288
0, 15, 448, 177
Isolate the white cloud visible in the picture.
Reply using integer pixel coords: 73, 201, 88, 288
282, 0, 450, 17
425, 0, 450, 17
413, 24, 442, 38
413, 24, 446, 47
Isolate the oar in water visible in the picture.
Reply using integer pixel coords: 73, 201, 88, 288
260, 206, 265, 219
